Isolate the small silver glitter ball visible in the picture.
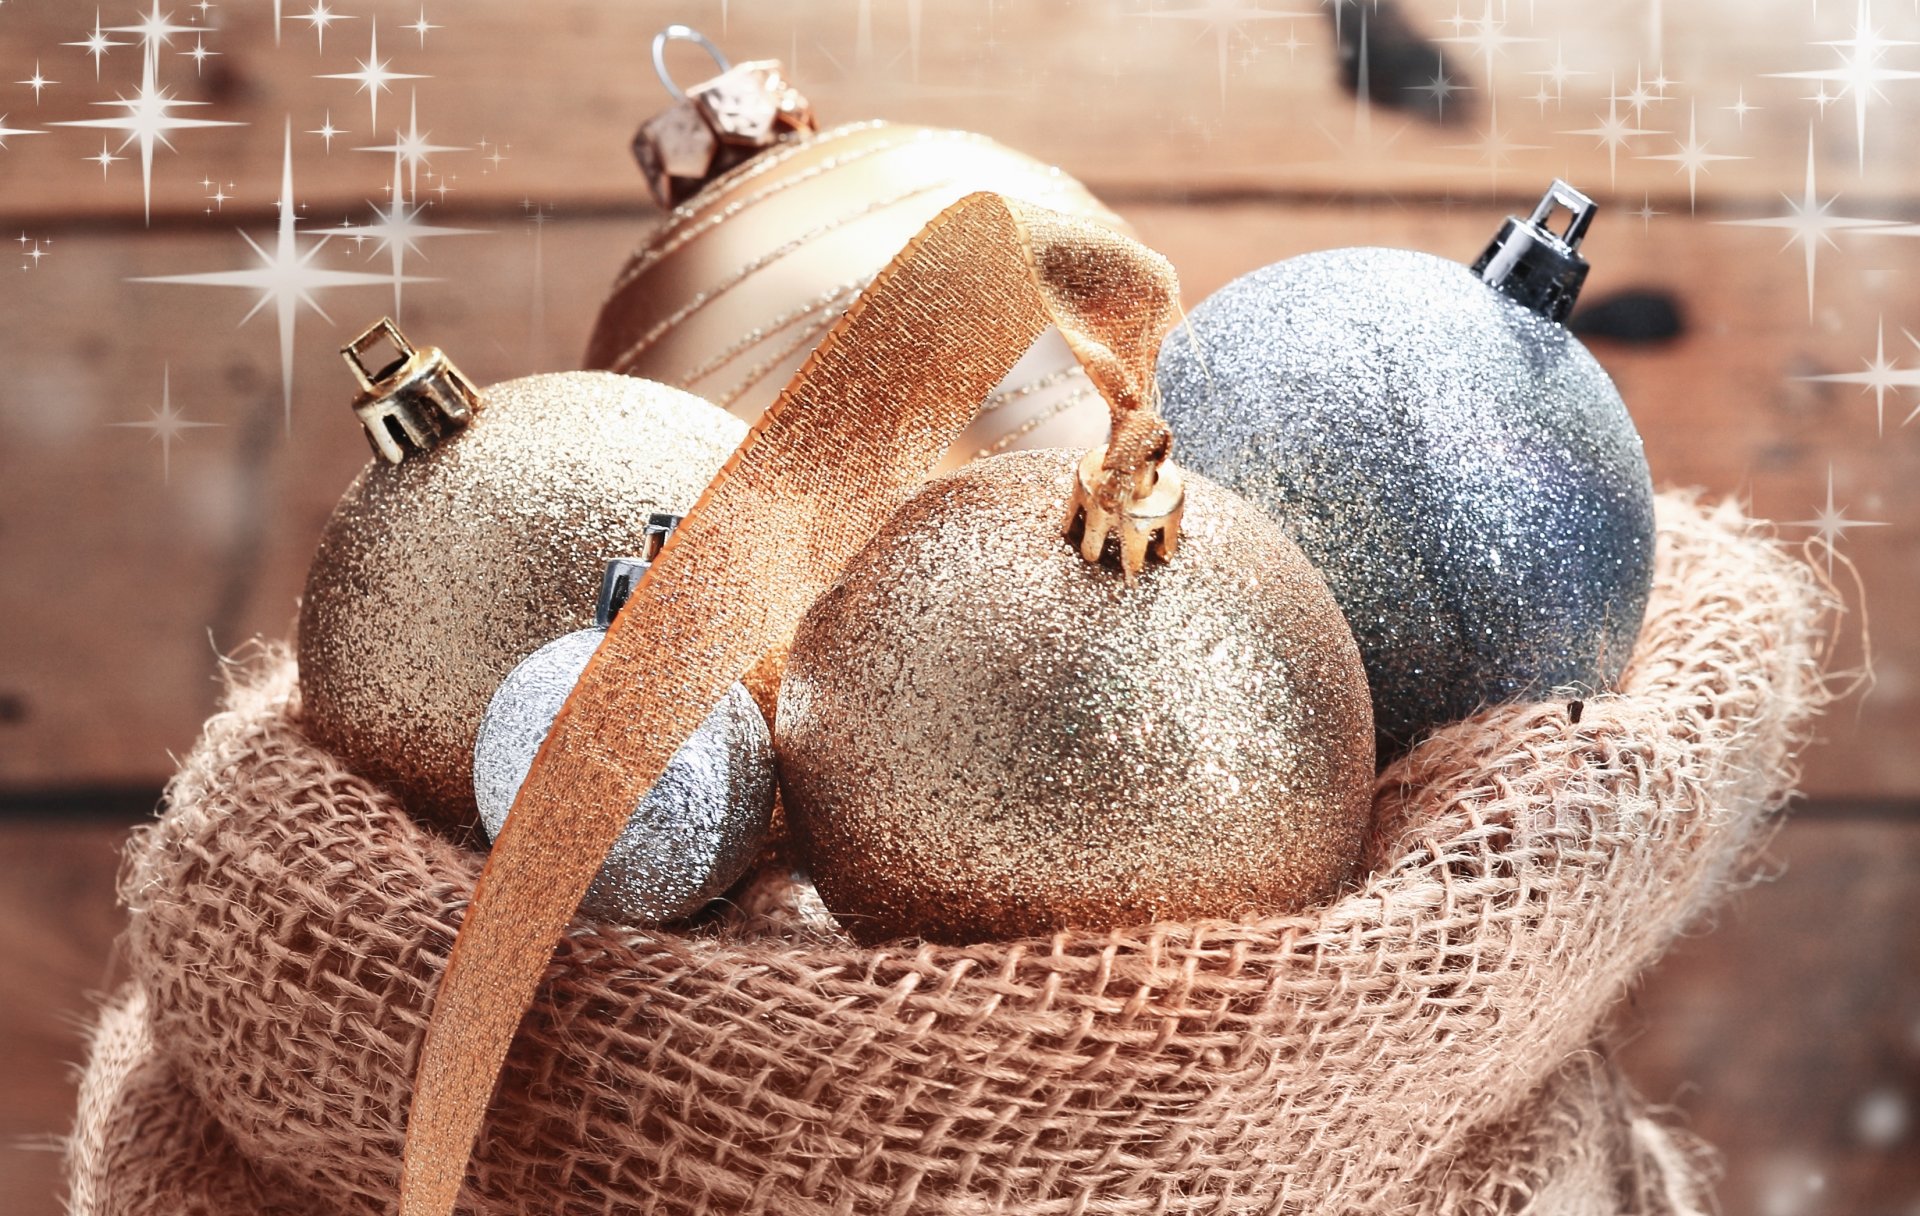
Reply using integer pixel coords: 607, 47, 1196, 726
1157, 238, 1655, 748
473, 628, 775, 926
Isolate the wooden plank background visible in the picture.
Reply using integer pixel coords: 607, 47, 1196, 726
0, 1, 1915, 1213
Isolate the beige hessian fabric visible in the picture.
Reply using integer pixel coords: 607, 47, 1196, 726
65, 493, 1832, 1216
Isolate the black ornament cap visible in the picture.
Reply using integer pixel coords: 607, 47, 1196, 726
594, 513, 685, 626
1470, 180, 1596, 324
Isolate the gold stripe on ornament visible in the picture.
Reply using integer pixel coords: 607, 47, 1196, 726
604, 179, 961, 374
399, 192, 1179, 1216
977, 385, 1100, 459
977, 363, 1083, 416
712, 301, 850, 409
608, 123, 920, 294
675, 278, 871, 397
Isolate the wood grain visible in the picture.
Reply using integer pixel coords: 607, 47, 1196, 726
0, 812, 1911, 1216
0, 820, 130, 1216
0, 0, 1917, 220
1616, 817, 1920, 1216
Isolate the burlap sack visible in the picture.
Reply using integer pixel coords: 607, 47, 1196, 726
69, 493, 1833, 1216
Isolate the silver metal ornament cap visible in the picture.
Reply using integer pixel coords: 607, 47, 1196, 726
592, 513, 684, 626
595, 558, 651, 628
342, 318, 483, 464
1470, 179, 1596, 324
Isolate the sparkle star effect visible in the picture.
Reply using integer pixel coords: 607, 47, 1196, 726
1789, 464, 1887, 576
1616, 64, 1664, 118
1639, 101, 1745, 211
51, 43, 244, 223
1323, 0, 1364, 44
1527, 39, 1590, 102
180, 35, 217, 74
1439, 0, 1541, 85
406, 7, 441, 47
1725, 86, 1760, 127
354, 91, 464, 199
316, 149, 480, 317
20, 235, 50, 269
1718, 128, 1891, 315
318, 20, 425, 134
18, 61, 58, 102
1407, 52, 1470, 121
111, 2, 197, 63
1142, 1, 1312, 106
110, 367, 219, 483
308, 110, 345, 151
1564, 72, 1664, 186
136, 122, 414, 427
65, 10, 128, 79
1797, 317, 1920, 432
1770, 0, 1920, 170
86, 138, 123, 177
0, 114, 46, 149
297, 0, 354, 52
523, 199, 553, 360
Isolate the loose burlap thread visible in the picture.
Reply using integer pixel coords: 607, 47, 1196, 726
69, 492, 1833, 1215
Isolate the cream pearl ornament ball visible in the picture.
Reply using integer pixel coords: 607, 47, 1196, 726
586, 25, 1128, 471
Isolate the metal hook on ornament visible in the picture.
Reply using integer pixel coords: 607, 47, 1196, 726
651, 25, 731, 101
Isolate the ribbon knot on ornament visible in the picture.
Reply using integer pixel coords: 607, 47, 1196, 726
399, 191, 1181, 1216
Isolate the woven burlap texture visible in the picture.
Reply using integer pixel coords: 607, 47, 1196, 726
71, 493, 1831, 1216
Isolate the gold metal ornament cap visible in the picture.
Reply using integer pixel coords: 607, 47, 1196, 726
342, 318, 482, 464
632, 25, 818, 209
1064, 443, 1185, 581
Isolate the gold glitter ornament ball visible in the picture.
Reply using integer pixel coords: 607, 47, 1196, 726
299, 334, 746, 832
776, 450, 1376, 946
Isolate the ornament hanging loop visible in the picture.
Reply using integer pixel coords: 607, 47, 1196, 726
650, 25, 730, 101
1529, 178, 1597, 247
632, 27, 818, 208
341, 318, 481, 465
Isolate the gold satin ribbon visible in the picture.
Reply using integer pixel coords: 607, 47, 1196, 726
399, 192, 1180, 1216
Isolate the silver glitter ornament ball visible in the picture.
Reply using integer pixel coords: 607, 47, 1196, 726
473, 554, 776, 926
1156, 182, 1656, 748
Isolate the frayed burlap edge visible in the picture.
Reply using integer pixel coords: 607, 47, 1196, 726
70, 493, 1836, 1216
